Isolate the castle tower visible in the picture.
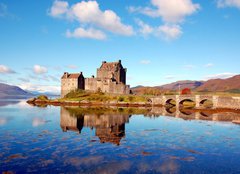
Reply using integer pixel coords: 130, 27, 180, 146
97, 60, 127, 84
61, 72, 85, 98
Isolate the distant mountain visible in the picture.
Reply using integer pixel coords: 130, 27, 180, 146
26, 90, 60, 97
196, 75, 240, 92
157, 80, 204, 90
131, 75, 240, 94
0, 83, 34, 99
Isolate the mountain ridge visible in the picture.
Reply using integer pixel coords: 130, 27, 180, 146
131, 75, 240, 94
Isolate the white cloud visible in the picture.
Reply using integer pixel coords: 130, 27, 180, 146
217, 0, 240, 9
67, 65, 78, 69
136, 20, 182, 40
19, 83, 60, 94
136, 19, 154, 35
49, 0, 69, 17
150, 0, 200, 23
66, 27, 106, 40
33, 65, 48, 74
140, 60, 151, 64
129, 0, 200, 23
205, 72, 237, 80
204, 63, 214, 68
49, 0, 134, 38
130, 0, 199, 40
0, 65, 16, 74
157, 24, 182, 40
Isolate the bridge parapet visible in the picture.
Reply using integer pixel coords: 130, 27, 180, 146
150, 95, 240, 110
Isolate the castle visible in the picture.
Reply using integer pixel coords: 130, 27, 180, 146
61, 60, 130, 97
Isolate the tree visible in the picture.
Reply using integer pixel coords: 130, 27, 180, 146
181, 88, 191, 95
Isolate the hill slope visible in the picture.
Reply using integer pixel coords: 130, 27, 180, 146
196, 75, 240, 92
157, 80, 203, 90
0, 83, 33, 99
131, 75, 240, 94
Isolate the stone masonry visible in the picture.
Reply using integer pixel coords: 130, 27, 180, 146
61, 60, 130, 97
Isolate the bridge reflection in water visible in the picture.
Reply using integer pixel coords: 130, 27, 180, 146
60, 106, 240, 145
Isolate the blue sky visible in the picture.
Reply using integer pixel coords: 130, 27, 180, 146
0, 0, 240, 94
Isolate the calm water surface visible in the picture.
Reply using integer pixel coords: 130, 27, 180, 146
1, 100, 240, 173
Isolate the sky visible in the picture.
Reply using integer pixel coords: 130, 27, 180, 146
0, 0, 240, 94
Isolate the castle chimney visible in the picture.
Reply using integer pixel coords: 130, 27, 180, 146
64, 72, 68, 78
102, 61, 106, 64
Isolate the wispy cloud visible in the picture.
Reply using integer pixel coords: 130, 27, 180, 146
217, 0, 240, 9
164, 75, 176, 79
204, 63, 214, 68
0, 65, 16, 74
33, 65, 48, 74
18, 77, 30, 83
136, 19, 182, 40
140, 60, 151, 64
28, 74, 60, 83
66, 65, 78, 69
0, 3, 18, 19
0, 3, 8, 17
183, 64, 195, 70
205, 72, 237, 80
19, 83, 60, 94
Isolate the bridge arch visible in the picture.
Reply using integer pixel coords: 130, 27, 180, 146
199, 99, 213, 108
165, 99, 176, 107
165, 107, 176, 114
179, 99, 196, 108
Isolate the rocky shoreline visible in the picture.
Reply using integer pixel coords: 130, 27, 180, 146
26, 97, 240, 114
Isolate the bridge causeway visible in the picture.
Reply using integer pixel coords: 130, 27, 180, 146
150, 95, 240, 110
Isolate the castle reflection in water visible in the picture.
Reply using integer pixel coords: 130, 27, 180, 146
60, 107, 130, 145
60, 106, 240, 145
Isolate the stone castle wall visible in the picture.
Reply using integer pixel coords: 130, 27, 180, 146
85, 78, 130, 94
61, 78, 79, 98
61, 73, 85, 98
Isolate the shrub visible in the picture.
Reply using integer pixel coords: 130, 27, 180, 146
118, 96, 125, 102
37, 95, 48, 101
128, 96, 134, 102
181, 88, 191, 95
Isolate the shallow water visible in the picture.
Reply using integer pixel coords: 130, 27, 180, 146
1, 100, 240, 173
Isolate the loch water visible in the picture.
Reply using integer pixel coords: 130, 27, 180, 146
1, 100, 240, 173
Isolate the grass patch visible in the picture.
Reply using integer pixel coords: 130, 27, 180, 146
62, 90, 149, 103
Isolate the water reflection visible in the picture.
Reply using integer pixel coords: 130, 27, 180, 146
60, 107, 130, 145
1, 103, 240, 173
0, 100, 20, 107
60, 106, 240, 146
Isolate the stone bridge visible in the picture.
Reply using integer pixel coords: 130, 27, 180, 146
150, 95, 240, 110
